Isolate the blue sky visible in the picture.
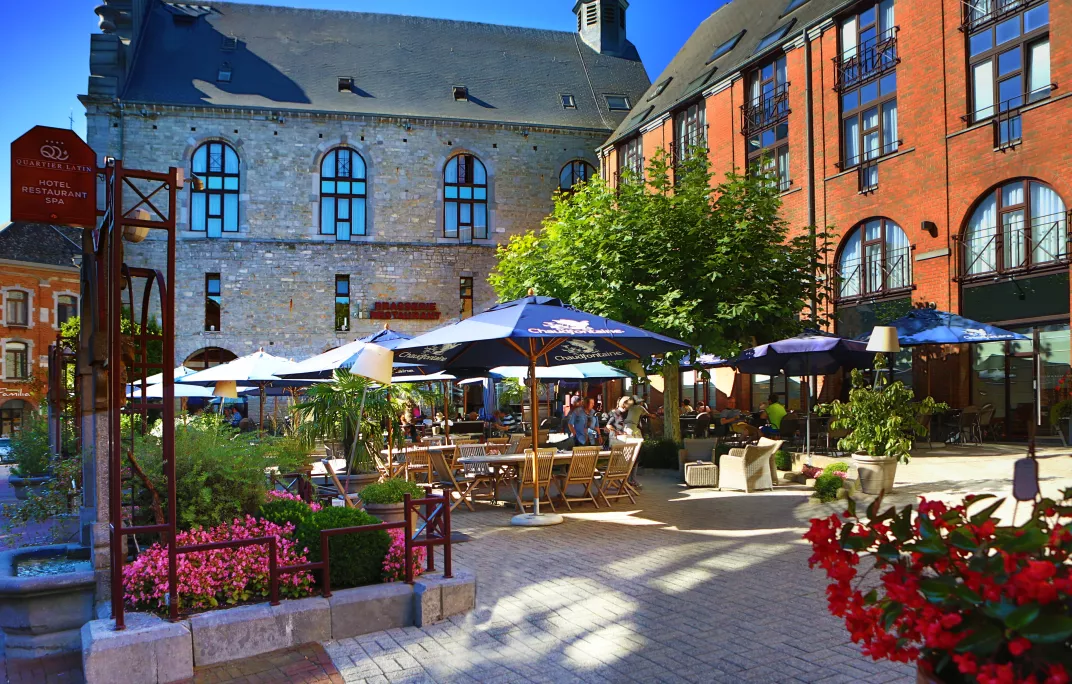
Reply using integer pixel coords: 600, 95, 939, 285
0, 0, 729, 225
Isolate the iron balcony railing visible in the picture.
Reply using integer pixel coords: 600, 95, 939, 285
741, 83, 791, 137
960, 210, 1071, 280
835, 246, 913, 301
833, 28, 899, 93
961, 0, 1044, 32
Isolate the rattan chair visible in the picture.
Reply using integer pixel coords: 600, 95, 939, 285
556, 446, 601, 510
718, 441, 778, 493
517, 448, 557, 513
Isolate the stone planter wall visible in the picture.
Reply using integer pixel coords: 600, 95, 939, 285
82, 570, 477, 684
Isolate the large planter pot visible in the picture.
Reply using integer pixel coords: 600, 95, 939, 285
363, 501, 416, 530
9, 474, 52, 501
335, 472, 379, 497
0, 544, 95, 659
852, 453, 898, 495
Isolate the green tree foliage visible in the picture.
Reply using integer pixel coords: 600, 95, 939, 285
490, 150, 826, 440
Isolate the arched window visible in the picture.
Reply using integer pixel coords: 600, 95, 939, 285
0, 400, 28, 437
4, 342, 29, 380
837, 218, 911, 299
56, 295, 78, 327
559, 160, 595, 192
963, 180, 1067, 277
444, 154, 488, 242
4, 290, 29, 327
320, 148, 367, 239
184, 347, 237, 371
190, 141, 239, 237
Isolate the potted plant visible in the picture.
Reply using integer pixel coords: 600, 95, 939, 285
806, 489, 1072, 684
7, 418, 53, 500
359, 478, 425, 527
815, 355, 946, 494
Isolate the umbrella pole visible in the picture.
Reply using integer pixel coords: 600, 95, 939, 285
511, 356, 563, 526
259, 385, 266, 435
345, 384, 369, 484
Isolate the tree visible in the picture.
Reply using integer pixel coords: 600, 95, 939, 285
490, 150, 825, 441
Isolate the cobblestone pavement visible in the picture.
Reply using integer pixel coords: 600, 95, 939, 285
322, 450, 1072, 684
188, 644, 343, 684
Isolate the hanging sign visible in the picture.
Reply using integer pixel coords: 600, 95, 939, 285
10, 126, 97, 227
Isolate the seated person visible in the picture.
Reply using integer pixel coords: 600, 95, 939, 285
761, 394, 787, 437
488, 409, 510, 435
717, 401, 743, 436
694, 407, 712, 437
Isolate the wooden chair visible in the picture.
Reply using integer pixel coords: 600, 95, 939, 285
450, 437, 477, 446
517, 448, 557, 513
556, 446, 601, 510
405, 446, 431, 484
422, 434, 446, 447
505, 434, 531, 455
457, 444, 498, 503
599, 442, 640, 505
427, 449, 475, 512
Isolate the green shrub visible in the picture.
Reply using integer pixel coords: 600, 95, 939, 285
638, 438, 680, 469
296, 507, 391, 589
359, 478, 424, 505
822, 462, 850, 476
257, 498, 315, 528
10, 417, 51, 478
775, 450, 792, 471
131, 414, 312, 530
814, 473, 844, 503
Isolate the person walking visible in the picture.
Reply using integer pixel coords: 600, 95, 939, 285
607, 396, 630, 445
566, 397, 588, 446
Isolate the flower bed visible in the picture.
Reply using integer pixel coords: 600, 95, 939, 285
805, 489, 1072, 684
123, 516, 315, 613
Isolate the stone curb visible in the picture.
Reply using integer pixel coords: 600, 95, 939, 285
80, 571, 476, 683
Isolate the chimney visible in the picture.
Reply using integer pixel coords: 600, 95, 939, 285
573, 0, 629, 57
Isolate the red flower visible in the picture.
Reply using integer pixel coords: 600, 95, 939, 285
1046, 664, 1070, 684
1008, 637, 1032, 657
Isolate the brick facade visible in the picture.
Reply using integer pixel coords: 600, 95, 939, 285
609, 0, 1072, 431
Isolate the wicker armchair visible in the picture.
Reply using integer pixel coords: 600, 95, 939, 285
718, 441, 779, 493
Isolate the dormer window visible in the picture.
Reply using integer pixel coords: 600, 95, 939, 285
605, 95, 631, 111
784, 0, 810, 15
221, 36, 237, 51
561, 94, 576, 109
754, 20, 796, 55
217, 63, 232, 83
338, 77, 353, 93
453, 85, 469, 101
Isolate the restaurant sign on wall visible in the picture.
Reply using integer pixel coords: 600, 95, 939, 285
370, 302, 440, 320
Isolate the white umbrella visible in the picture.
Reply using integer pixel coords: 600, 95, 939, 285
480, 362, 631, 381
178, 350, 308, 430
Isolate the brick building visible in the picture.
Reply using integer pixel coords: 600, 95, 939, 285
80, 0, 649, 369
0, 222, 82, 436
603, 0, 1070, 439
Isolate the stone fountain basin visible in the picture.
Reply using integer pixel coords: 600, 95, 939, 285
0, 544, 95, 658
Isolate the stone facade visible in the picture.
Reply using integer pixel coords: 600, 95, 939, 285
82, 105, 608, 364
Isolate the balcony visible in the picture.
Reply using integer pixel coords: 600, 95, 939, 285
834, 246, 913, 302
741, 83, 790, 137
960, 210, 1071, 280
833, 28, 899, 93
962, 0, 1043, 32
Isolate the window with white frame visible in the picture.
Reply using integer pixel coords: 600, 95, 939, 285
963, 179, 1067, 277
4, 342, 29, 380
5, 291, 29, 327
837, 218, 912, 299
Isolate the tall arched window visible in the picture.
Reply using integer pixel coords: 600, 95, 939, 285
559, 160, 595, 193
4, 342, 28, 380
190, 141, 239, 237
963, 179, 1067, 277
444, 154, 488, 242
320, 148, 367, 239
837, 218, 911, 299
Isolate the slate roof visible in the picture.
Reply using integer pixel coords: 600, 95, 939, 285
0, 223, 82, 269
119, 2, 651, 132
605, 0, 848, 147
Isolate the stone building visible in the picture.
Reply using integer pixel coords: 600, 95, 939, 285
0, 222, 82, 435
81, 0, 649, 368
605, 0, 1072, 439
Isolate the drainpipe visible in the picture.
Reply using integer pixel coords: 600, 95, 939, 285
803, 25, 818, 330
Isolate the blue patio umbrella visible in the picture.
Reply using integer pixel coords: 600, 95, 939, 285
479, 379, 497, 421
731, 332, 875, 462
858, 309, 1028, 346
732, 331, 874, 376
395, 294, 690, 526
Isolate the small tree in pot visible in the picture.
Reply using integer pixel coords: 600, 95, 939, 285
815, 355, 946, 494
8, 417, 53, 500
